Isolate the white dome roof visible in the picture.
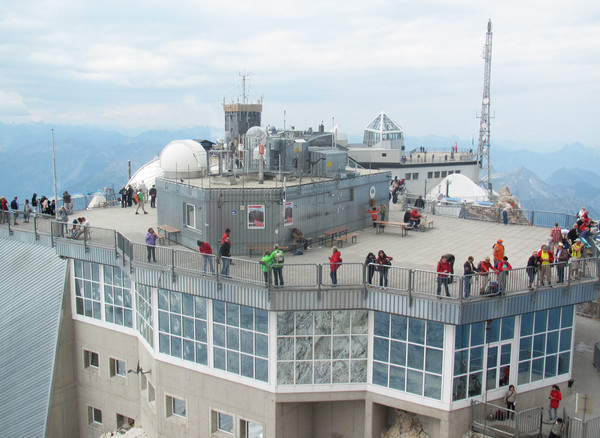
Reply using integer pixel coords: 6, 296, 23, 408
160, 139, 207, 178
331, 124, 348, 147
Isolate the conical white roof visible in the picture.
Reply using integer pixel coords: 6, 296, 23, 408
426, 173, 489, 202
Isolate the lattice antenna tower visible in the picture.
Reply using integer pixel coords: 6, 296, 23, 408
477, 19, 493, 192
239, 70, 250, 104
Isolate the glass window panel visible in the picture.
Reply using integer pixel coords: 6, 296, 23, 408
425, 373, 442, 399
533, 334, 546, 358
158, 289, 169, 311
172, 397, 186, 417
171, 336, 182, 358
84, 299, 92, 317
226, 303, 239, 327
255, 358, 268, 382
314, 336, 331, 360
74, 260, 82, 277
351, 311, 368, 334
406, 369, 423, 395
409, 319, 425, 345
545, 355, 557, 378
521, 313, 534, 336
390, 315, 407, 340
227, 327, 240, 350
123, 290, 132, 308
534, 310, 547, 333
425, 348, 443, 374
332, 335, 349, 360
104, 266, 113, 283
213, 347, 226, 370
471, 322, 484, 346
277, 337, 294, 361
351, 360, 367, 383
84, 281, 91, 299
501, 344, 511, 365
92, 283, 101, 301
240, 306, 253, 330
218, 413, 233, 433
453, 376, 467, 401
295, 361, 312, 384
213, 301, 225, 324
314, 311, 332, 335
351, 335, 368, 359
560, 328, 572, 352
487, 346, 498, 369
373, 337, 389, 362
183, 317, 194, 340
124, 309, 133, 327
182, 294, 194, 317
561, 306, 574, 328
407, 344, 424, 370
501, 316, 515, 340
195, 297, 207, 319
372, 362, 388, 387
519, 336, 532, 361
547, 308, 561, 331
469, 347, 483, 372
558, 352, 570, 375
122, 271, 130, 289
255, 333, 268, 358
454, 350, 469, 375
426, 322, 444, 348
332, 360, 349, 384
213, 324, 225, 347
169, 291, 182, 314
332, 311, 351, 335
92, 263, 100, 282
159, 333, 170, 354
170, 314, 181, 336
389, 365, 405, 391
195, 320, 207, 343
468, 372, 482, 397
546, 331, 559, 355
374, 312, 389, 337
390, 341, 406, 366
241, 354, 254, 378
486, 369, 497, 391
76, 297, 84, 315
485, 320, 499, 344
183, 339, 194, 362
115, 307, 123, 325
114, 288, 123, 306
92, 302, 101, 319
518, 361, 530, 385
196, 343, 207, 365
295, 337, 313, 361
83, 261, 91, 279
241, 330, 253, 354
104, 286, 113, 303
296, 312, 313, 336
531, 357, 544, 381
114, 267, 123, 286
499, 365, 510, 387
455, 325, 470, 350
255, 308, 268, 333
105, 305, 114, 323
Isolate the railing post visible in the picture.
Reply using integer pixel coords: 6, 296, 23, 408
114, 231, 119, 259
171, 249, 176, 282
83, 226, 89, 252
408, 269, 413, 307
530, 210, 535, 226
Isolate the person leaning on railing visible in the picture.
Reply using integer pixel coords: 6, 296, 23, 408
463, 256, 478, 298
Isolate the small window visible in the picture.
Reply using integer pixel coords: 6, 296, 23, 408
166, 395, 186, 418
455, 170, 461, 174
434, 171, 440, 178
141, 373, 148, 391
88, 406, 102, 425
185, 203, 202, 230
381, 153, 387, 157
84, 350, 99, 369
427, 172, 433, 178
212, 411, 234, 435
148, 382, 155, 403
117, 414, 135, 428
412, 173, 418, 180
241, 420, 264, 438
448, 170, 454, 175
110, 358, 127, 377
441, 171, 447, 177
404, 173, 412, 180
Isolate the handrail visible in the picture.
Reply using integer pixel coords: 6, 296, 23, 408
3, 219, 599, 297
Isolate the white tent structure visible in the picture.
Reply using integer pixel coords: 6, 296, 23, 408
127, 157, 163, 191
426, 173, 490, 203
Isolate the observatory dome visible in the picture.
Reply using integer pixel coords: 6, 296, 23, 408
160, 139, 208, 179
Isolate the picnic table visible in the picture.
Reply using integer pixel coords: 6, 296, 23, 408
317, 227, 348, 247
157, 225, 180, 245
374, 220, 412, 237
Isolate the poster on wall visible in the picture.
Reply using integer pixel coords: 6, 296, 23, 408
248, 205, 265, 229
284, 202, 293, 226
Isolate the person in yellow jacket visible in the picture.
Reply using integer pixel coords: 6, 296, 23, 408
570, 238, 584, 279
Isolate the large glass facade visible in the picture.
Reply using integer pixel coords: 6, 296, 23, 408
277, 310, 369, 385
136, 285, 153, 347
373, 312, 444, 400
213, 301, 268, 382
74, 260, 102, 320
103, 266, 133, 328
158, 289, 209, 366
453, 317, 515, 401
518, 306, 573, 385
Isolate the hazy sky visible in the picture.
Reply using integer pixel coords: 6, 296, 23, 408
1, 1, 599, 150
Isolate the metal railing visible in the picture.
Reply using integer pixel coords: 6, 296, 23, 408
471, 400, 543, 437
567, 415, 600, 438
2, 218, 599, 296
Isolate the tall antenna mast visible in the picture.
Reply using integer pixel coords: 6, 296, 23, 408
477, 19, 493, 192
240, 71, 249, 104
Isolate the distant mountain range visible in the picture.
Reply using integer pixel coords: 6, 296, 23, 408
1, 122, 598, 218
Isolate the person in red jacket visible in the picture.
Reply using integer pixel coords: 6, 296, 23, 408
197, 240, 214, 275
436, 255, 452, 297
497, 256, 512, 292
478, 257, 498, 294
548, 385, 562, 421
329, 246, 342, 285
369, 205, 380, 228
538, 244, 554, 286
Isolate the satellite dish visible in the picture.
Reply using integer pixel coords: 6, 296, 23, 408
483, 98, 489, 104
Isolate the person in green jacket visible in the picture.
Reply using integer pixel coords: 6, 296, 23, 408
260, 250, 272, 286
270, 244, 285, 287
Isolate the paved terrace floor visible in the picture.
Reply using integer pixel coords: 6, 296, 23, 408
34, 201, 552, 271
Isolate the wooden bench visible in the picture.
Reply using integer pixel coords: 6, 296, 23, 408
418, 220, 434, 231
335, 233, 358, 248
157, 225, 180, 245
246, 245, 289, 256
318, 227, 348, 247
